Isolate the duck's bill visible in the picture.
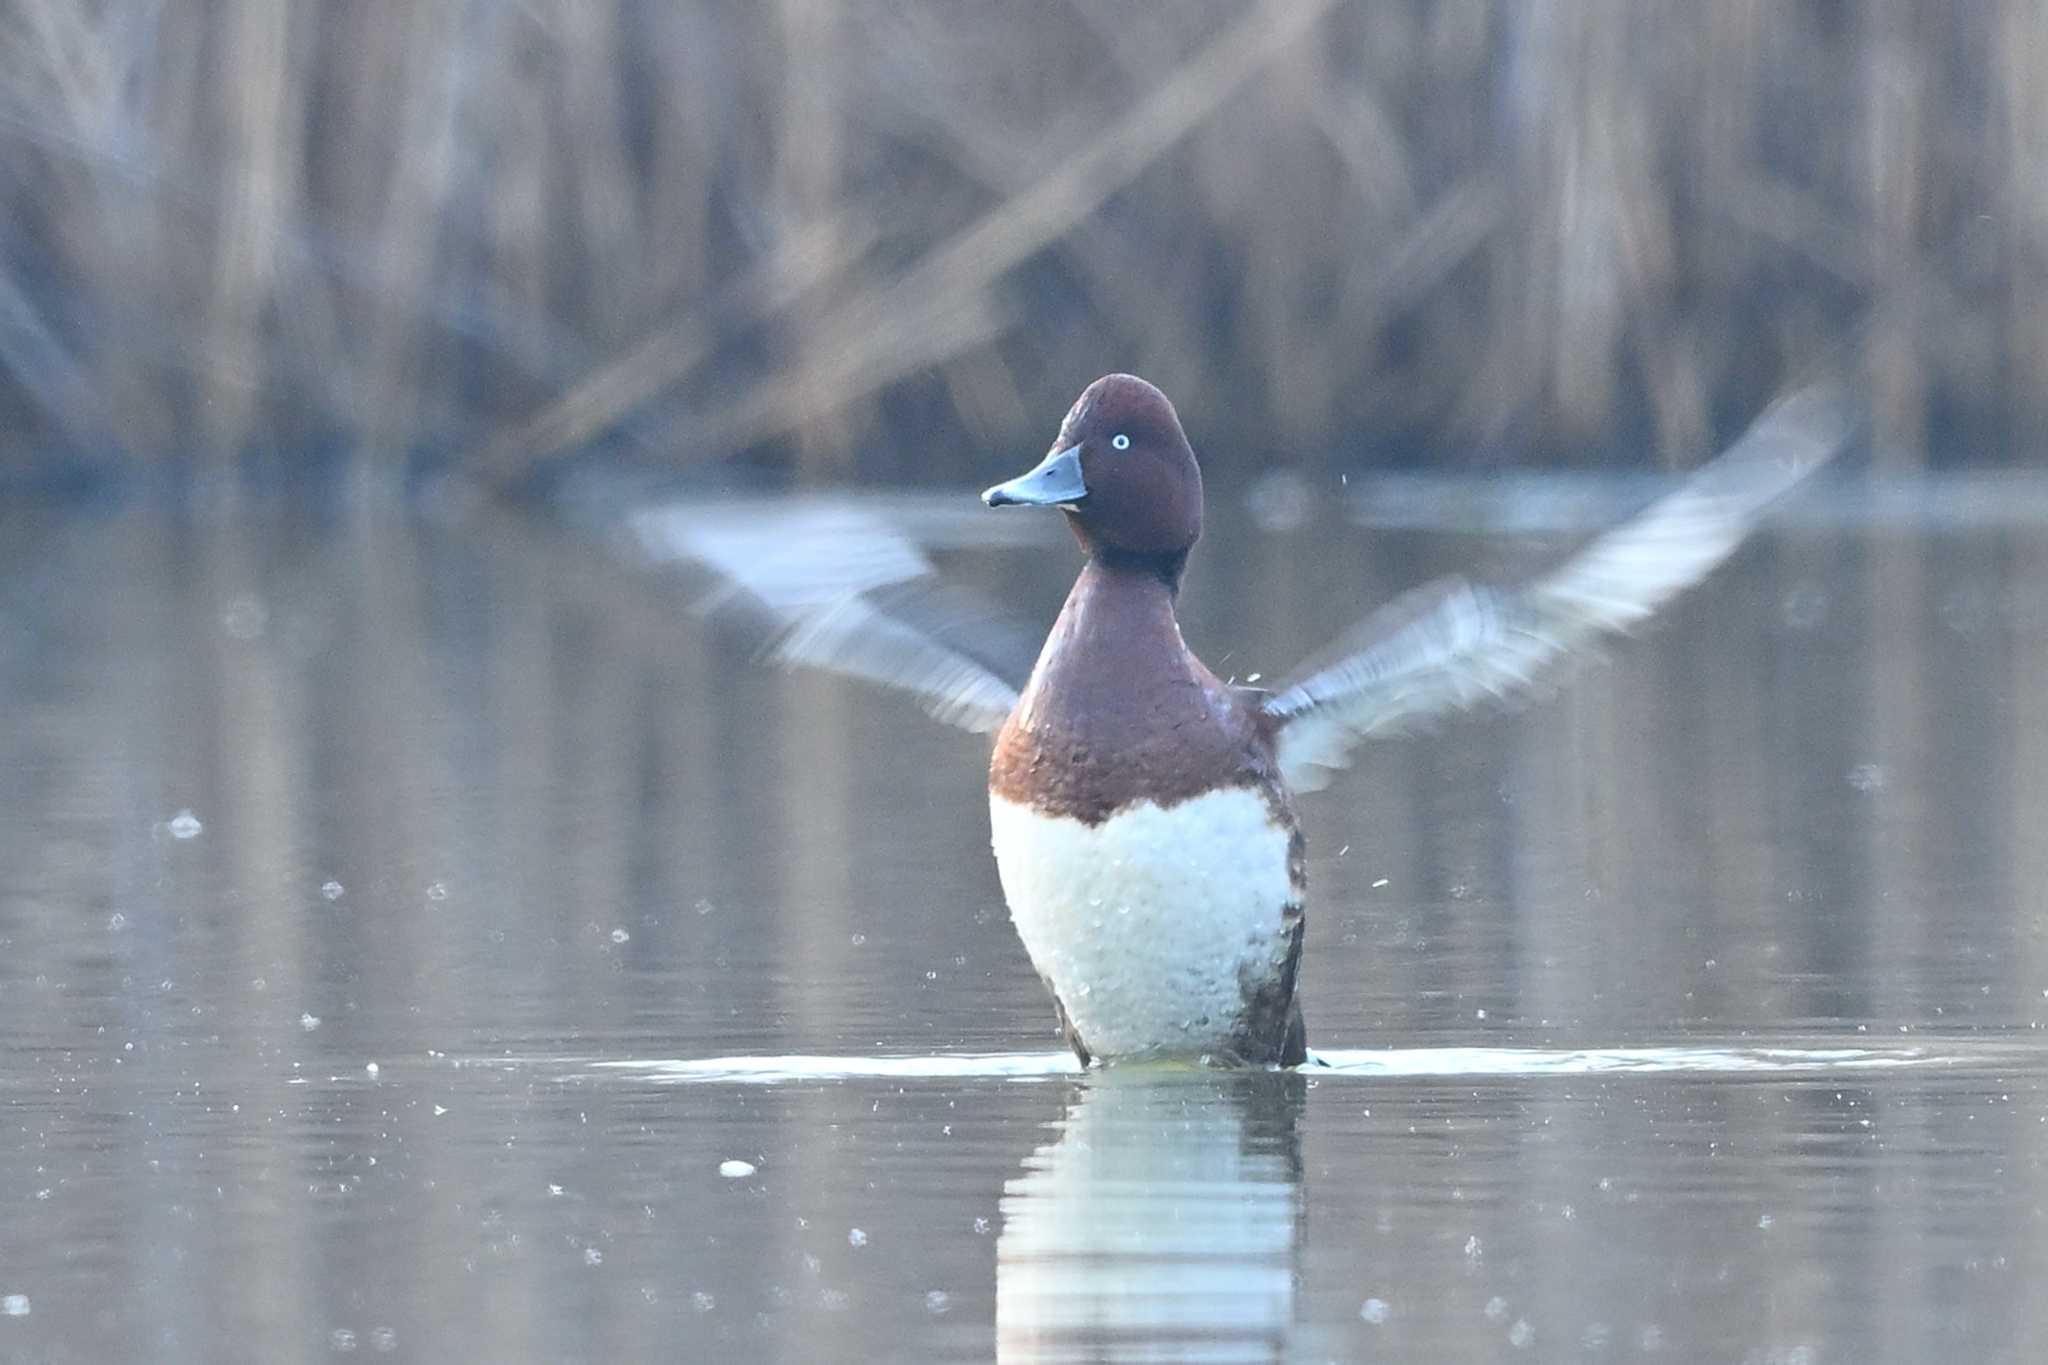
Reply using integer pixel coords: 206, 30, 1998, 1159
982, 445, 1086, 509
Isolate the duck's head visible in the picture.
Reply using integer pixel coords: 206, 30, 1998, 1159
982, 374, 1204, 568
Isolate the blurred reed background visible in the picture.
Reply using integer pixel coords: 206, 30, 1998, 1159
1, 1, 2038, 488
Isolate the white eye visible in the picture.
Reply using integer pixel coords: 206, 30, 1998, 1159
1111, 433, 1131, 451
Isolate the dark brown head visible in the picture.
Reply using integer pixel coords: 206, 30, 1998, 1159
982, 374, 1204, 570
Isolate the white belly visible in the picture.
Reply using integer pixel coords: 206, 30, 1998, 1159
988, 787, 1296, 1059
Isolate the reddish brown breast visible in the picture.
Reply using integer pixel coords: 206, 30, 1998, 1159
989, 558, 1283, 827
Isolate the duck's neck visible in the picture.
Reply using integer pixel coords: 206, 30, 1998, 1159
1017, 555, 1200, 732
1093, 544, 1189, 592
1062, 511, 1190, 590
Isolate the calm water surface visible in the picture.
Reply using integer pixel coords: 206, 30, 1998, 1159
3, 488, 2047, 1362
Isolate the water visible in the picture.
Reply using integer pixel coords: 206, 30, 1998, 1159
3, 488, 2047, 1361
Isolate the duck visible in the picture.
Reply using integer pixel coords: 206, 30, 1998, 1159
637, 374, 1849, 1068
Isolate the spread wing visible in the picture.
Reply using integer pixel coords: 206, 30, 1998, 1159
629, 497, 1048, 734
1264, 385, 1854, 792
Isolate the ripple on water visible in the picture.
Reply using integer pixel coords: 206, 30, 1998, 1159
567, 1041, 1966, 1085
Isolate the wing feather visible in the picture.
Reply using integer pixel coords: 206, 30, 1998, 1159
1265, 385, 1854, 791
630, 498, 1045, 734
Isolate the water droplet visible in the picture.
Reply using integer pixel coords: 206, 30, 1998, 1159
610, 928, 630, 944
1780, 583, 1829, 630
330, 1328, 358, 1353
107, 913, 127, 932
924, 1290, 951, 1315
718, 1160, 756, 1179
364, 1062, 379, 1077
221, 595, 268, 640
1, 1295, 28, 1317
1359, 1298, 1390, 1325
300, 1013, 321, 1031
692, 1291, 716, 1313
1508, 1318, 1534, 1348
847, 1228, 868, 1248
167, 810, 203, 839
425, 882, 448, 902
973, 1217, 991, 1235
1484, 1295, 1507, 1319
321, 881, 345, 901
1246, 468, 1312, 532
583, 1248, 603, 1266
368, 1327, 398, 1353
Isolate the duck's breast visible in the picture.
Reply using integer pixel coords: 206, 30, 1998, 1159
988, 783, 1297, 1057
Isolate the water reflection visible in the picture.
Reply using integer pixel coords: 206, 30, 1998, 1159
5, 489, 2048, 1362
997, 1069, 1303, 1363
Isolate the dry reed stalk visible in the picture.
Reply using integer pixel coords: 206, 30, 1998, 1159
1, 2, 2038, 480
667, 0, 1341, 466
475, 211, 883, 482
200, 2, 295, 460
2000, 3, 2048, 435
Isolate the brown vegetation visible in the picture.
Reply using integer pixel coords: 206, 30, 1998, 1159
0, 2, 2039, 483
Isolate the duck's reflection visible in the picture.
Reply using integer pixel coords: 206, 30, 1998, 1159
997, 1067, 1306, 1362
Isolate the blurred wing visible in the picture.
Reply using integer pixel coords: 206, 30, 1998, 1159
1265, 385, 1853, 792
629, 498, 1044, 734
